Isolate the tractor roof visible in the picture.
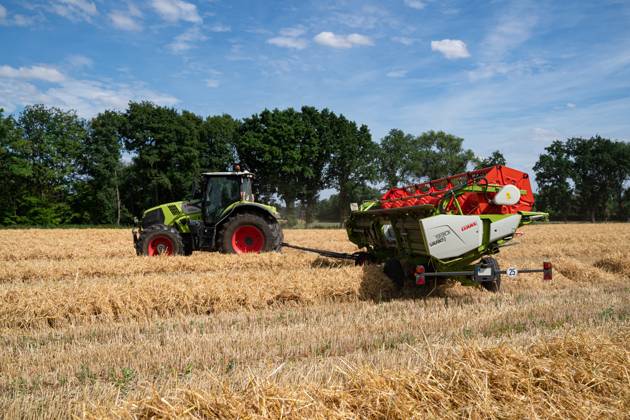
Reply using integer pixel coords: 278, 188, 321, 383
202, 171, 254, 177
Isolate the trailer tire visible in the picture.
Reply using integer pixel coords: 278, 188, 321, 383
480, 256, 501, 292
384, 258, 406, 288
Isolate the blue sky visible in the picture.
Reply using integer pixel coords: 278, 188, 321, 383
1, 0, 629, 176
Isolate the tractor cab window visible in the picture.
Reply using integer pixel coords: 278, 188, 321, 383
241, 176, 254, 201
204, 176, 240, 222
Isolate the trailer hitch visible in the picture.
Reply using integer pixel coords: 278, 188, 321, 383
281, 242, 365, 262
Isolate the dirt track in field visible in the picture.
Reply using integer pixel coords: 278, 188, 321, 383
0, 225, 628, 418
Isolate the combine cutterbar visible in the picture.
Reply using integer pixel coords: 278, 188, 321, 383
345, 165, 551, 292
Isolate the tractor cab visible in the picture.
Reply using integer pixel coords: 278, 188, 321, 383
201, 171, 255, 223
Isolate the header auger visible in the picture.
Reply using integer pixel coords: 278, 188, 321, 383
345, 165, 551, 292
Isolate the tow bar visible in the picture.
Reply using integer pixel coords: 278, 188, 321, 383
281, 242, 362, 262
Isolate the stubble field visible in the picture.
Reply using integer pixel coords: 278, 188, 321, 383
0, 224, 629, 419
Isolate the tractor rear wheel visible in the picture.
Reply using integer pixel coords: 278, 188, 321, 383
219, 213, 282, 254
137, 224, 185, 256
480, 256, 501, 292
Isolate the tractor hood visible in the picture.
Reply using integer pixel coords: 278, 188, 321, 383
142, 200, 202, 217
141, 200, 202, 229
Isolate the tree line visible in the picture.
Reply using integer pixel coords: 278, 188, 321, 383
0, 102, 628, 226
534, 136, 630, 222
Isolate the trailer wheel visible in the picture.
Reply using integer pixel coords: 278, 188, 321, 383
480, 256, 501, 292
384, 258, 405, 288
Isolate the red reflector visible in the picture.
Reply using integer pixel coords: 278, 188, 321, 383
415, 265, 425, 285
543, 261, 552, 281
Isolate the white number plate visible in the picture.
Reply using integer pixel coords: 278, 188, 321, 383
506, 267, 518, 278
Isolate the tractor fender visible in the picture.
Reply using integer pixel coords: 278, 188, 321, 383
216, 202, 280, 226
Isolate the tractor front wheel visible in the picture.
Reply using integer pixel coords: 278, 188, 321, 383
137, 224, 185, 256
219, 213, 282, 254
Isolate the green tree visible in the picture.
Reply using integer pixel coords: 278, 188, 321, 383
237, 108, 304, 223
326, 116, 379, 222
567, 136, 630, 222
475, 150, 506, 169
0, 110, 31, 224
378, 129, 417, 187
77, 110, 125, 224
14, 105, 86, 225
534, 136, 630, 221
297, 107, 335, 225
200, 114, 239, 172
533, 140, 573, 220
121, 102, 203, 215
315, 185, 380, 223
414, 130, 475, 180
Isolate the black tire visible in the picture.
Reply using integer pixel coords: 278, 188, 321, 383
137, 224, 185, 256
480, 256, 501, 292
182, 233, 194, 256
384, 258, 406, 288
218, 213, 282, 254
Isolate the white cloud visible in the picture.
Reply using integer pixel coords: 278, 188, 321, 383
205, 79, 219, 88
392, 36, 415, 46
404, 0, 426, 10
13, 14, 36, 26
314, 32, 374, 49
267, 36, 307, 50
0, 65, 66, 82
0, 5, 38, 27
209, 23, 230, 32
532, 127, 560, 143
167, 26, 207, 53
430, 39, 470, 59
50, 0, 98, 22
387, 69, 408, 78
268, 26, 308, 50
468, 6, 539, 80
566, 102, 576, 108
279, 26, 306, 38
482, 14, 537, 60
67, 54, 93, 68
109, 10, 142, 31
0, 70, 178, 117
151, 0, 201, 23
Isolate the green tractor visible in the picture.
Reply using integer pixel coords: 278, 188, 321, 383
133, 170, 283, 256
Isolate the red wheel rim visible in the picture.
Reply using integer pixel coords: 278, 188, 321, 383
147, 235, 174, 256
232, 225, 264, 253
